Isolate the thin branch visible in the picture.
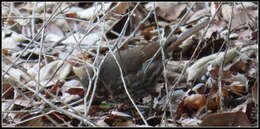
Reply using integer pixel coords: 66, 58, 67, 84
109, 50, 149, 126
3, 2, 63, 77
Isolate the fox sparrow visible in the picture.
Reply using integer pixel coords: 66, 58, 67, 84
76, 20, 209, 102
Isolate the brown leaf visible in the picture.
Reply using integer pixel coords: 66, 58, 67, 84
230, 59, 248, 73
209, 68, 233, 81
67, 88, 84, 97
46, 112, 71, 123
155, 3, 187, 21
104, 112, 133, 126
188, 8, 210, 23
211, 2, 222, 21
206, 95, 220, 111
110, 2, 133, 15
2, 48, 9, 56
141, 26, 157, 40
146, 2, 188, 22
221, 4, 257, 30
200, 111, 251, 126
17, 113, 44, 126
225, 85, 246, 94
45, 80, 64, 98
2, 83, 14, 99
65, 13, 79, 18
175, 94, 207, 119
19, 117, 44, 126
183, 94, 207, 111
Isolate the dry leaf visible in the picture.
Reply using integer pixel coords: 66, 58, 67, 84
183, 94, 207, 111
45, 80, 64, 98
38, 60, 72, 82
210, 2, 222, 21
186, 48, 239, 81
187, 8, 210, 23
146, 2, 187, 21
200, 111, 251, 126
110, 2, 132, 15
67, 88, 84, 97
18, 117, 44, 126
76, 3, 112, 20
104, 111, 134, 126
221, 4, 257, 30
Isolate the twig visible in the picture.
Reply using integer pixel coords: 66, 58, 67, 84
2, 16, 91, 23
144, 3, 195, 73
162, 2, 222, 112
152, 2, 171, 121
240, 2, 256, 25
37, 2, 47, 93
83, 3, 151, 125
217, 2, 234, 111
8, 74, 96, 126
3, 3, 63, 77
109, 49, 149, 126
111, 3, 141, 51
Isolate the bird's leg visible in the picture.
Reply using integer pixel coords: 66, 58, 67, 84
147, 96, 155, 117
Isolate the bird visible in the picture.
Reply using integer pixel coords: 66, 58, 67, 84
75, 20, 209, 103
